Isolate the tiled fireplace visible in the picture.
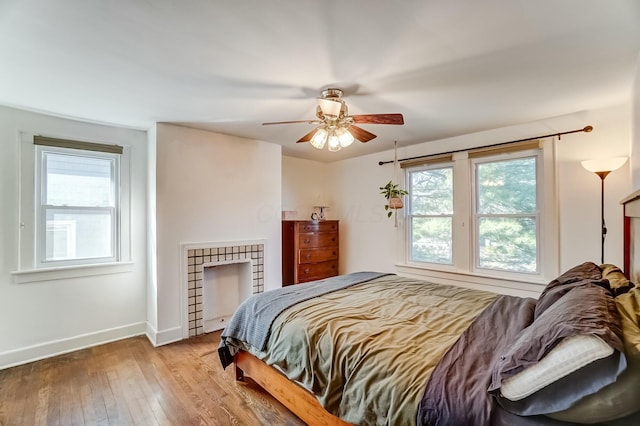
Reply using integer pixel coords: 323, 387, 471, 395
182, 241, 265, 338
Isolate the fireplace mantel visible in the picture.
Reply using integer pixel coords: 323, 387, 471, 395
180, 240, 265, 338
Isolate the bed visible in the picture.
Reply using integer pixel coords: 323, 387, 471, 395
218, 266, 640, 425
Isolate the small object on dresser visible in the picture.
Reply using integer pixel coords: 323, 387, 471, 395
312, 205, 328, 221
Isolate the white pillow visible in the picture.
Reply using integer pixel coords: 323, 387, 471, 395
500, 334, 613, 401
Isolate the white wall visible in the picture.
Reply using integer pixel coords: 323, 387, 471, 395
632, 52, 640, 189
556, 104, 631, 270
326, 151, 402, 274
0, 106, 148, 369
306, 104, 632, 290
153, 124, 281, 344
146, 124, 159, 338
282, 156, 330, 221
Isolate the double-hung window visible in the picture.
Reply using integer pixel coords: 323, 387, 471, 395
473, 154, 538, 273
406, 139, 557, 282
408, 165, 454, 264
33, 136, 123, 268
15, 134, 131, 282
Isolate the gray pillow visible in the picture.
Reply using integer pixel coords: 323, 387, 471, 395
546, 287, 640, 423
489, 283, 626, 415
534, 262, 605, 319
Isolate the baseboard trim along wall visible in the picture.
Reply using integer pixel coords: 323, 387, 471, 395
0, 322, 146, 370
149, 325, 183, 347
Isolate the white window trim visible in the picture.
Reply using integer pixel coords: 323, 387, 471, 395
35, 145, 121, 268
400, 138, 559, 287
406, 161, 455, 266
14, 132, 132, 280
470, 150, 541, 276
11, 262, 135, 284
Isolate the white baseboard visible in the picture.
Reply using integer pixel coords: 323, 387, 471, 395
0, 322, 146, 370
152, 326, 183, 347
145, 322, 159, 346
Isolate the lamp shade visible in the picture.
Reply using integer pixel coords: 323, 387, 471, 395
327, 133, 341, 152
336, 127, 354, 148
581, 157, 627, 173
318, 98, 342, 117
310, 127, 328, 149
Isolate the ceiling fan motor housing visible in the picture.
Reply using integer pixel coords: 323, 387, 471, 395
262, 87, 403, 147
321, 88, 343, 100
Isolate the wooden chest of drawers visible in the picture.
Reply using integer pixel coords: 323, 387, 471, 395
282, 220, 339, 285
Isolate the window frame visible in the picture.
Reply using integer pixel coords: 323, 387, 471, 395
407, 162, 455, 266
35, 145, 121, 268
470, 151, 541, 276
402, 139, 558, 284
16, 132, 132, 277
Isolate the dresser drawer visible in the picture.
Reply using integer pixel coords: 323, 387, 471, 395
298, 221, 339, 233
298, 232, 338, 249
297, 261, 338, 282
298, 247, 338, 264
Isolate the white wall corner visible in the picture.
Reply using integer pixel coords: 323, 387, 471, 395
145, 321, 158, 346
152, 326, 183, 347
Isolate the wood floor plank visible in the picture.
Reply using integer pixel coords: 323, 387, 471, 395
0, 362, 25, 426
35, 367, 53, 425
0, 332, 305, 426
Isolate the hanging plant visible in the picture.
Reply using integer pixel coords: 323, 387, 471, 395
379, 180, 408, 218
381, 140, 408, 227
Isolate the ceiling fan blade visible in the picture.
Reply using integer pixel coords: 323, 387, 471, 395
351, 113, 404, 125
296, 128, 318, 143
262, 120, 318, 125
348, 125, 377, 143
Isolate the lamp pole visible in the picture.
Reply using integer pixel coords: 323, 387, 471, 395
596, 171, 611, 265
581, 157, 627, 265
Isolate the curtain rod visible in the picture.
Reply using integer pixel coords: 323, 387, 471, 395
378, 125, 593, 166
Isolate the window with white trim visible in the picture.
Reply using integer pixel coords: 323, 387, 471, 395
473, 154, 538, 273
405, 139, 558, 281
36, 146, 120, 266
18, 135, 129, 271
408, 165, 454, 264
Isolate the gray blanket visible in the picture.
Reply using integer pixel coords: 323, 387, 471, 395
218, 271, 389, 368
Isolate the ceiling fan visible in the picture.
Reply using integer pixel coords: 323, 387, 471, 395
262, 88, 404, 152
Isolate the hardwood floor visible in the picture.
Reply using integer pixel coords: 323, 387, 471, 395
0, 331, 305, 426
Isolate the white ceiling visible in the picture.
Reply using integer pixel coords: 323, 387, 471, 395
1, 0, 639, 162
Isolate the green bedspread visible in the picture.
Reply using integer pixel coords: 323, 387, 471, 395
255, 274, 497, 426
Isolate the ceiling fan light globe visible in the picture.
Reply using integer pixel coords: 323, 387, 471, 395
336, 127, 355, 148
310, 128, 328, 149
327, 134, 341, 152
318, 98, 342, 117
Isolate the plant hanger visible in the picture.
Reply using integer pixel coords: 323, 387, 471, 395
379, 141, 408, 227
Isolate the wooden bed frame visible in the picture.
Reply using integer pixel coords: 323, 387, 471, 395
234, 350, 351, 426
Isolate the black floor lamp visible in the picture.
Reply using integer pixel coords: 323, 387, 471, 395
581, 157, 627, 264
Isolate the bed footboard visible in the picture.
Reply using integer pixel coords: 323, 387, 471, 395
234, 351, 351, 426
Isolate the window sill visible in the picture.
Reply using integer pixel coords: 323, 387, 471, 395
11, 261, 135, 284
395, 263, 547, 298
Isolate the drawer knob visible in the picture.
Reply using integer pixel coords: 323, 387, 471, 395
304, 268, 310, 274
304, 239, 310, 244
305, 254, 311, 259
